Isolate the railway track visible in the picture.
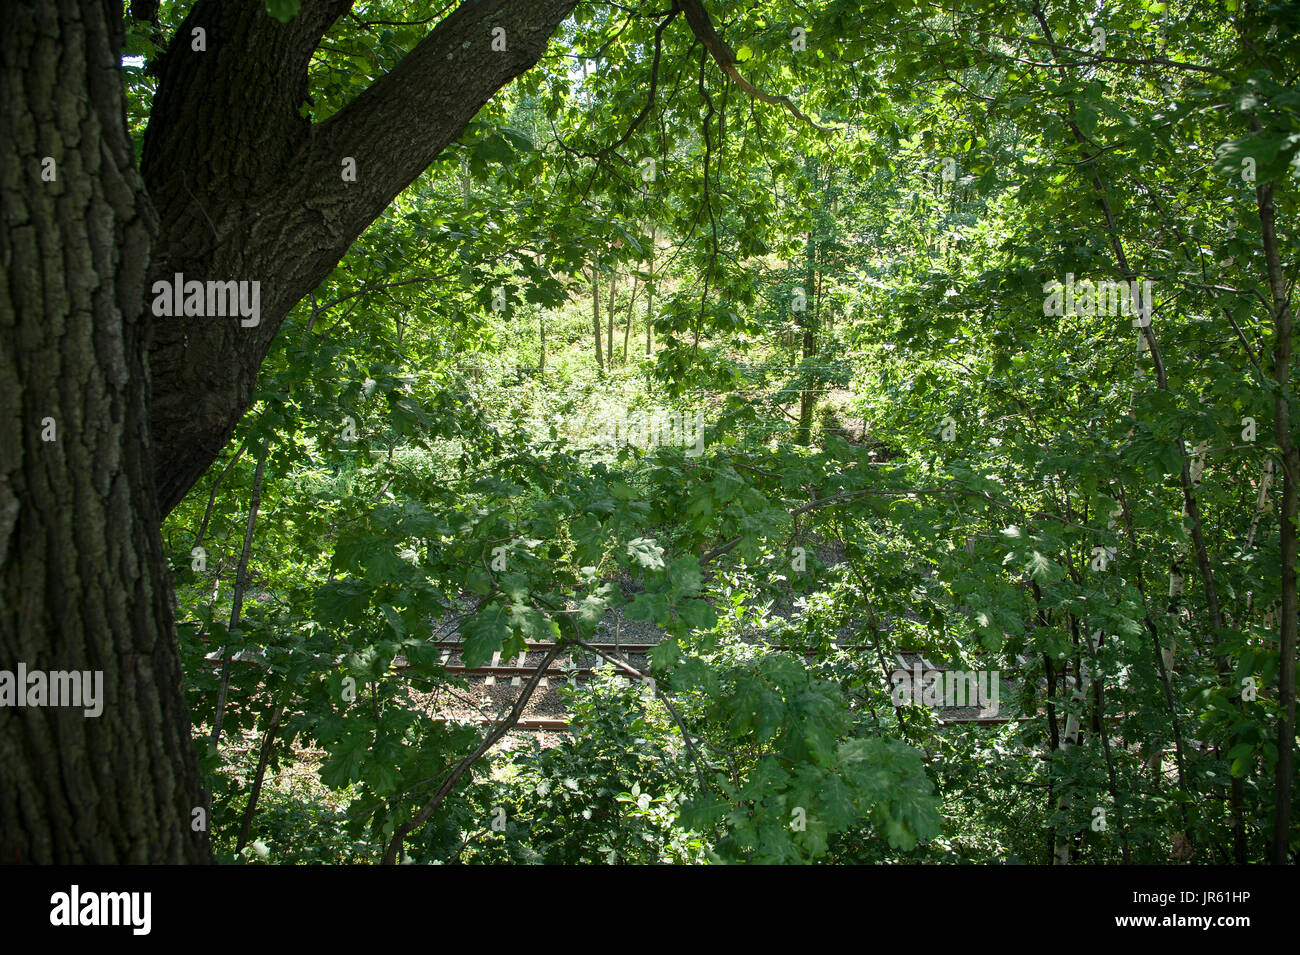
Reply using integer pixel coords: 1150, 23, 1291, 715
421, 638, 1023, 733
395, 640, 922, 685
398, 641, 658, 686
210, 634, 1032, 733
463, 713, 1048, 732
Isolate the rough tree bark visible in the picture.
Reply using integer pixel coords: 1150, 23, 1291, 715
1, 0, 767, 864
0, 0, 209, 863
2, 0, 577, 864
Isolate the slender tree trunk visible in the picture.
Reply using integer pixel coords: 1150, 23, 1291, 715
796, 216, 817, 446
1148, 441, 1206, 776
211, 444, 268, 747
1054, 629, 1101, 864
606, 271, 617, 366
1116, 487, 1195, 834
591, 269, 605, 374
1042, 651, 1061, 863
235, 700, 285, 853
1033, 8, 1233, 856
645, 226, 657, 357
0, 0, 209, 863
1091, 649, 1131, 863
622, 274, 639, 362
196, 438, 250, 550
1258, 179, 1297, 864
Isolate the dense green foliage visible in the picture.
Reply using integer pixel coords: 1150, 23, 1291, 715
129, 0, 1298, 863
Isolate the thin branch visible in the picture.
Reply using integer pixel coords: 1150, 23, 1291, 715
381, 641, 564, 864
678, 0, 834, 133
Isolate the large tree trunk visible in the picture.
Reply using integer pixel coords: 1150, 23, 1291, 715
0, 0, 209, 863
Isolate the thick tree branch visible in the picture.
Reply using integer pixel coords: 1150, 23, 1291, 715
143, 0, 577, 514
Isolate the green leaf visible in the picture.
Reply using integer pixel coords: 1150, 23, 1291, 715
265, 0, 301, 22
626, 537, 666, 570
315, 580, 371, 625
677, 598, 717, 631
1026, 550, 1065, 584
320, 728, 371, 788
461, 604, 509, 667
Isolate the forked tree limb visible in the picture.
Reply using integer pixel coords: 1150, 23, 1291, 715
143, 0, 579, 514
678, 0, 834, 133
573, 637, 712, 795
381, 641, 563, 864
